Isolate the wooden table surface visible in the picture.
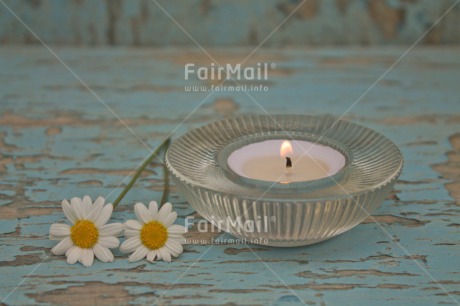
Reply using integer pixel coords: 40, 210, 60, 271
0, 46, 459, 306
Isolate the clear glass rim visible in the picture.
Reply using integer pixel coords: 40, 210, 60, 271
166, 114, 404, 202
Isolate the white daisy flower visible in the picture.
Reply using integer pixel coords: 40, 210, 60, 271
49, 195, 123, 267
120, 201, 186, 262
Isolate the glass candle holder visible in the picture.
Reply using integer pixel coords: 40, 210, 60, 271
166, 115, 403, 247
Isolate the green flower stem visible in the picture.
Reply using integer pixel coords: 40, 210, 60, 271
160, 138, 171, 204
112, 137, 171, 209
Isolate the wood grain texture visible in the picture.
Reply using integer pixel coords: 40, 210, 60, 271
0, 0, 459, 45
0, 46, 459, 305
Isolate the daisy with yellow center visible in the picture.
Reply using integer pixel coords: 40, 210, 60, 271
120, 201, 186, 262
49, 196, 123, 267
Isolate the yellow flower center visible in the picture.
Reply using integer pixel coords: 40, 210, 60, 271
140, 221, 168, 250
70, 220, 99, 248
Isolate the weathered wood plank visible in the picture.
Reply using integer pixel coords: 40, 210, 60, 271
0, 46, 459, 305
1, 0, 460, 45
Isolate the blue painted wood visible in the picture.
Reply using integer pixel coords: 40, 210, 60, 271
0, 46, 459, 305
0, 0, 459, 45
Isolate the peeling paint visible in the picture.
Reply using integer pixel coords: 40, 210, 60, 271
362, 214, 429, 227
0, 1, 459, 45
0, 46, 459, 305
432, 133, 460, 205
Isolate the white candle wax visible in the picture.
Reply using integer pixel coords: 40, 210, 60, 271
227, 140, 346, 183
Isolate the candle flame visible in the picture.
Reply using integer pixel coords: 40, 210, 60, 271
280, 140, 293, 157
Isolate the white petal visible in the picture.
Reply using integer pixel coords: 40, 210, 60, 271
168, 224, 187, 234
93, 196, 105, 208
146, 250, 157, 262
98, 236, 120, 249
86, 199, 104, 222
149, 201, 159, 220
159, 247, 171, 262
49, 223, 70, 238
166, 239, 183, 257
51, 237, 73, 255
66, 246, 81, 264
81, 195, 92, 218
124, 220, 142, 230
167, 234, 186, 244
170, 235, 186, 245
124, 229, 140, 238
94, 204, 113, 227
128, 245, 149, 262
134, 203, 152, 224
70, 197, 83, 220
99, 223, 123, 237
93, 244, 114, 263
162, 212, 177, 228
120, 236, 141, 253
62, 200, 78, 224
157, 203, 172, 223
80, 248, 94, 267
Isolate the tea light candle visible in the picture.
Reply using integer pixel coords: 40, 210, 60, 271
227, 140, 346, 183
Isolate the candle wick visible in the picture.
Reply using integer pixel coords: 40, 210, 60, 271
286, 157, 292, 168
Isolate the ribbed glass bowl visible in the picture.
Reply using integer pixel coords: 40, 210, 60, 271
166, 115, 403, 247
